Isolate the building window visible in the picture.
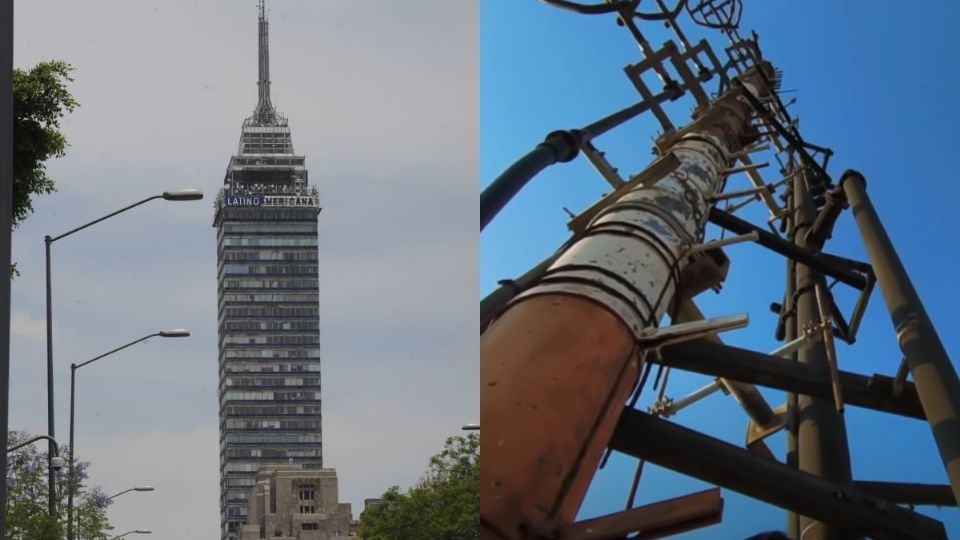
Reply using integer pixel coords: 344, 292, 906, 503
299, 505, 315, 514
302, 523, 318, 530
299, 484, 315, 501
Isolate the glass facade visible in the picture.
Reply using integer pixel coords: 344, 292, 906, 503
214, 112, 321, 540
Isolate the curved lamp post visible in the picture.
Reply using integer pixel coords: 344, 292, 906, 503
43, 189, 202, 516
109, 530, 151, 540
108, 486, 155, 501
6, 435, 66, 471
67, 330, 189, 540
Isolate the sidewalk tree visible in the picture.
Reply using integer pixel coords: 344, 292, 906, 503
10, 60, 78, 275
358, 433, 479, 540
5, 430, 112, 540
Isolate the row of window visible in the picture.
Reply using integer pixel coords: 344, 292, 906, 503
222, 250, 318, 262
222, 335, 318, 346
223, 350, 320, 360
224, 404, 321, 417
225, 447, 321, 459
224, 362, 321, 373
223, 320, 318, 332
222, 278, 318, 290
218, 208, 318, 221
224, 433, 322, 445
221, 293, 318, 303
220, 219, 313, 231
222, 237, 318, 247
225, 477, 257, 488
224, 377, 321, 388
223, 461, 268, 473
222, 263, 317, 275
225, 418, 322, 431
222, 390, 321, 402
223, 263, 318, 278
224, 306, 318, 319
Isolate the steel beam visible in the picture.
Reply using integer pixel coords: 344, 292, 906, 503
558, 488, 723, 539
707, 208, 867, 289
842, 169, 960, 506
608, 409, 946, 540
654, 340, 925, 420
853, 481, 956, 508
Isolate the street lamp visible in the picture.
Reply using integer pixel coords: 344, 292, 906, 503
108, 486, 155, 500
462, 423, 480, 431
67, 330, 190, 540
6, 435, 66, 470
43, 189, 202, 515
109, 530, 151, 539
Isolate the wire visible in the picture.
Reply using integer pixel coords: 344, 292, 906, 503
540, 0, 639, 15
633, 0, 687, 21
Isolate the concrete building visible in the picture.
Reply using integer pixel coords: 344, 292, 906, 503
240, 465, 355, 540
214, 2, 322, 538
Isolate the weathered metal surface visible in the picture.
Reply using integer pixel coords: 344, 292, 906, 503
517, 131, 742, 339
559, 488, 723, 539
842, 169, 960, 506
480, 253, 559, 332
609, 409, 947, 540
480, 295, 639, 539
480, 66, 772, 538
567, 152, 681, 233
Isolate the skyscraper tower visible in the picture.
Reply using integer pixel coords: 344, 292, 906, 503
214, 2, 322, 538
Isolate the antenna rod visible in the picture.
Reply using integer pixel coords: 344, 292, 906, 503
256, 0, 273, 118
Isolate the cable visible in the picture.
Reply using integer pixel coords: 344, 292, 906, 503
540, 0, 639, 15
633, 0, 687, 21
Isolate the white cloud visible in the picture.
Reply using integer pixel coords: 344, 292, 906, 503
10, 310, 45, 342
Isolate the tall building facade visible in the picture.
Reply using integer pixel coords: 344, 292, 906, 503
214, 2, 322, 538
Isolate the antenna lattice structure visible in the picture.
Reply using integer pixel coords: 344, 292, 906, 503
481, 1, 960, 538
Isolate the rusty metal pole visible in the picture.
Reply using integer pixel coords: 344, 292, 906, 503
480, 64, 773, 539
793, 169, 852, 540
842, 169, 960, 506
783, 183, 800, 540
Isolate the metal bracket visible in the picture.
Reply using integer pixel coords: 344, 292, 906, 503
581, 141, 626, 189
624, 43, 681, 132
746, 403, 788, 447
638, 313, 749, 350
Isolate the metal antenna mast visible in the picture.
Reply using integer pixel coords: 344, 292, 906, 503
254, 0, 275, 124
481, 1, 960, 538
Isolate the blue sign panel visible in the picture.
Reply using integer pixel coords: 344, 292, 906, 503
225, 194, 264, 206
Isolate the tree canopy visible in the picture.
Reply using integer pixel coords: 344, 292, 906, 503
10, 61, 78, 276
5, 430, 112, 540
12, 60, 77, 230
358, 433, 479, 540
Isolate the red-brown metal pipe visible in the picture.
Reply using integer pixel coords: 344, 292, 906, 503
481, 295, 639, 539
482, 63, 773, 539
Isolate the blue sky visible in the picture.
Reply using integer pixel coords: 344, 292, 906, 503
482, 1, 960, 536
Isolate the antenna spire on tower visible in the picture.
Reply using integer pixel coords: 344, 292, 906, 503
254, 0, 275, 123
